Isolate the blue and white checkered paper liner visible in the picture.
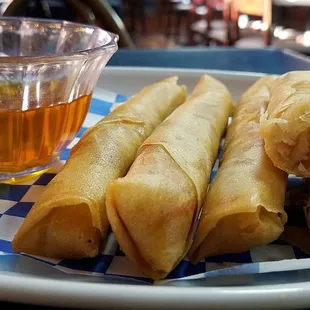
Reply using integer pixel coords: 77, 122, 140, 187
1, 88, 310, 285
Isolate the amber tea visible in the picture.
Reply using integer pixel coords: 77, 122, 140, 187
0, 94, 91, 176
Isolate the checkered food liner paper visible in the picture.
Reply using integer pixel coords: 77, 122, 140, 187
1, 89, 310, 286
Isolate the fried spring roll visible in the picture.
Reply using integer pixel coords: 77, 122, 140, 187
106, 75, 233, 279
260, 71, 310, 177
12, 77, 186, 259
189, 76, 288, 264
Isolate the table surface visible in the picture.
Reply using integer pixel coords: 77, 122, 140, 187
2, 47, 310, 310
108, 47, 310, 74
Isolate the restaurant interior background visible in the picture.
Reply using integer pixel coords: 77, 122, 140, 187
0, 0, 310, 56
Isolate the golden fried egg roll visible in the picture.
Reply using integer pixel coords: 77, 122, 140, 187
12, 77, 187, 259
260, 71, 310, 177
189, 76, 288, 264
106, 75, 233, 280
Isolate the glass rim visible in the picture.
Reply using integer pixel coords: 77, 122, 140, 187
0, 17, 119, 64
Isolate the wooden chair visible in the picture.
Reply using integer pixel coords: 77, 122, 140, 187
189, 0, 232, 46
158, 0, 193, 43
188, 0, 211, 45
2, 0, 135, 49
122, 0, 147, 35
159, 0, 216, 45
230, 0, 272, 46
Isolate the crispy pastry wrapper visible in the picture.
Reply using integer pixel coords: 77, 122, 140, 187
260, 71, 310, 177
189, 76, 288, 264
12, 77, 187, 259
106, 75, 234, 280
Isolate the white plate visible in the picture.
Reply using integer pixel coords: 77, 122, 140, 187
99, 66, 266, 101
1, 67, 309, 310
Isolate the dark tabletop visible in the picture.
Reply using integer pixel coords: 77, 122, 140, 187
2, 47, 310, 310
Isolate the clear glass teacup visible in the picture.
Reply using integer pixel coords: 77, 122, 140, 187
0, 17, 118, 182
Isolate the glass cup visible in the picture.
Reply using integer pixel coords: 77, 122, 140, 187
0, 17, 118, 183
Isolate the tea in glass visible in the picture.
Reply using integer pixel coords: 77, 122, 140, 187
0, 17, 118, 182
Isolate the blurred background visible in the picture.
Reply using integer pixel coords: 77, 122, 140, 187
1, 0, 310, 56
